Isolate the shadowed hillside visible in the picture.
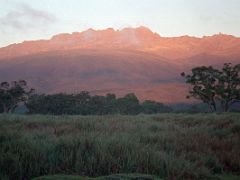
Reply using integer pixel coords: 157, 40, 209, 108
0, 27, 239, 103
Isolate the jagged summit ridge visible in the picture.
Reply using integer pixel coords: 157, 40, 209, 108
0, 26, 240, 60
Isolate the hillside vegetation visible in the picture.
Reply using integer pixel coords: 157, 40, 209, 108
0, 113, 240, 180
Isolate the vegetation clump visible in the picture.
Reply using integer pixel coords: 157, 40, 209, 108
25, 92, 172, 115
182, 63, 240, 112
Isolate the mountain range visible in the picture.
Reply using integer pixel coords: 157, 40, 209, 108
0, 26, 239, 103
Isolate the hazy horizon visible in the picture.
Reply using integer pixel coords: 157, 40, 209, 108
1, 0, 240, 47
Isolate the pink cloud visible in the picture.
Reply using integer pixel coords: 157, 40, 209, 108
0, 3, 57, 30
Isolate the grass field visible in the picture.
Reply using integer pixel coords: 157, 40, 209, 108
0, 113, 240, 180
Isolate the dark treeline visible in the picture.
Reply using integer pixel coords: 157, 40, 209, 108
1, 63, 239, 114
26, 92, 172, 115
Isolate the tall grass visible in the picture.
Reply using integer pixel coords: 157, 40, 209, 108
0, 114, 240, 180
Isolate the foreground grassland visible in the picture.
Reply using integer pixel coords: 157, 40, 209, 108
0, 114, 240, 180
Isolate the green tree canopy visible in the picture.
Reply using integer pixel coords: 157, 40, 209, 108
142, 100, 172, 114
0, 80, 34, 113
181, 63, 240, 112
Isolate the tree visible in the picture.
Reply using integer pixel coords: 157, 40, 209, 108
105, 93, 118, 114
181, 63, 240, 112
216, 63, 240, 112
75, 91, 92, 115
117, 93, 141, 115
27, 93, 78, 115
26, 94, 47, 114
26, 91, 172, 115
142, 100, 172, 114
0, 80, 34, 113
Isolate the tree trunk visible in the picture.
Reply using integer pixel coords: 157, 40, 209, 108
211, 100, 217, 112
208, 103, 214, 112
224, 103, 229, 112
212, 103, 217, 112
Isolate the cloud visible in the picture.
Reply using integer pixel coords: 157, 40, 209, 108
0, 3, 57, 30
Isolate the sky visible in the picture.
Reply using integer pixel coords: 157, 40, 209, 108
0, 0, 240, 47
